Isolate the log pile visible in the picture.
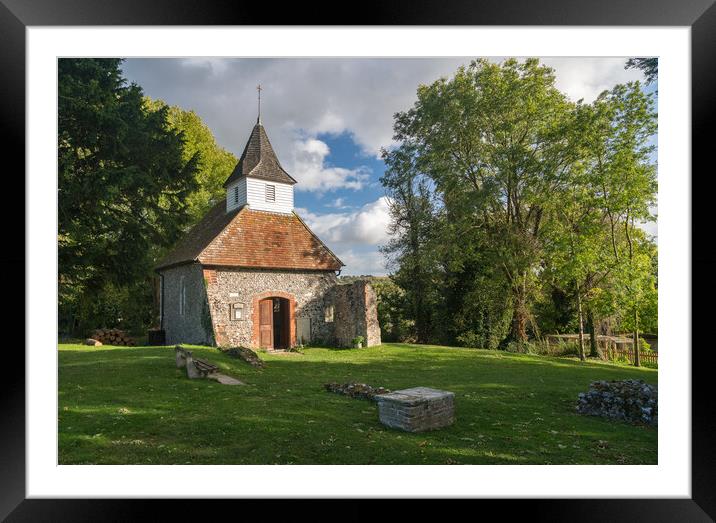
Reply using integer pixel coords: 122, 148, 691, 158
90, 328, 135, 346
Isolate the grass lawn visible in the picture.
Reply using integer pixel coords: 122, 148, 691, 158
58, 343, 657, 465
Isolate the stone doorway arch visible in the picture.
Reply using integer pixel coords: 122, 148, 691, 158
251, 291, 296, 349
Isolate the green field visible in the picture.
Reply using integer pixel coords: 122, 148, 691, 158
58, 343, 657, 465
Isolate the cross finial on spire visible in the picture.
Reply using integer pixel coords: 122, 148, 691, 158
257, 84, 262, 124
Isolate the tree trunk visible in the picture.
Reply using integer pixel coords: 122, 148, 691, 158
510, 283, 528, 343
587, 309, 600, 358
576, 286, 586, 361
415, 290, 429, 344
633, 307, 641, 367
625, 216, 640, 367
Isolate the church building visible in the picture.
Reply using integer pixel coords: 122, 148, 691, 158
155, 109, 380, 350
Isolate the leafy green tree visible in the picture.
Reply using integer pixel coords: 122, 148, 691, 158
585, 83, 657, 365
391, 59, 577, 342
382, 59, 658, 356
58, 59, 198, 335
144, 98, 237, 223
371, 277, 409, 342
380, 143, 440, 343
544, 83, 657, 362
434, 183, 513, 349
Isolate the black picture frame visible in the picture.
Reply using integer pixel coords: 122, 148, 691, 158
3, 0, 714, 520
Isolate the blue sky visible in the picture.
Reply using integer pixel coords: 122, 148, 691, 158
121, 58, 654, 275
294, 132, 386, 212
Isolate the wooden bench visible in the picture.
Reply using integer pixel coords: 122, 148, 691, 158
193, 358, 218, 375
175, 345, 218, 379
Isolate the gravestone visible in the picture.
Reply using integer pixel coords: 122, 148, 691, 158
375, 387, 454, 432
296, 317, 311, 345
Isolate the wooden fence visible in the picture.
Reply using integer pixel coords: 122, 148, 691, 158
545, 334, 658, 367
607, 346, 658, 366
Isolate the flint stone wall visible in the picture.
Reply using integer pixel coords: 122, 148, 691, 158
161, 263, 213, 346
333, 280, 381, 347
376, 387, 455, 432
204, 267, 337, 348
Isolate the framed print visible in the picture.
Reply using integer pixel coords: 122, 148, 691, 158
4, 0, 715, 520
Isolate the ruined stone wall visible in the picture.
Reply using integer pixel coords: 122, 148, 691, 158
160, 263, 213, 346
203, 267, 338, 348
333, 280, 382, 347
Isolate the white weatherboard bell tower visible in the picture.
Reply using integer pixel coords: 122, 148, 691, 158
225, 85, 296, 214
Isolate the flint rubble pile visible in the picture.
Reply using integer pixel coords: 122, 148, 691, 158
219, 347, 266, 368
324, 382, 391, 401
577, 379, 658, 425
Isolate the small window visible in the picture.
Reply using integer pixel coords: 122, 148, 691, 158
230, 302, 244, 321
234, 185, 239, 205
324, 304, 334, 323
265, 184, 276, 202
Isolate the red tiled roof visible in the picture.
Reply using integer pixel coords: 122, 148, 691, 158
155, 204, 343, 272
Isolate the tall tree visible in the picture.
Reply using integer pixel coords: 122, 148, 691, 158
587, 83, 657, 366
392, 59, 577, 342
380, 143, 439, 343
382, 59, 658, 355
144, 98, 238, 224
58, 59, 198, 334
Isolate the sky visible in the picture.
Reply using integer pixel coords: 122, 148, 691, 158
121, 57, 656, 276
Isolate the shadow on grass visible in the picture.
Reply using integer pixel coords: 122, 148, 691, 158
58, 344, 657, 465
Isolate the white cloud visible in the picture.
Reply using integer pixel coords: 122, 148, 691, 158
296, 197, 392, 246
295, 197, 393, 276
123, 57, 651, 167
334, 248, 389, 276
290, 137, 370, 192
542, 58, 645, 103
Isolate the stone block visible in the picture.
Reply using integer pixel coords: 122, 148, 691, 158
375, 387, 455, 432
184, 352, 203, 379
175, 345, 187, 368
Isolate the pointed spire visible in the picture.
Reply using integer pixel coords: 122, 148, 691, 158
223, 118, 297, 188
256, 84, 262, 124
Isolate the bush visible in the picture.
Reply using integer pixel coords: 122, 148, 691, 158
60, 280, 154, 338
456, 331, 484, 349
545, 340, 580, 357
504, 341, 542, 355
504, 339, 580, 357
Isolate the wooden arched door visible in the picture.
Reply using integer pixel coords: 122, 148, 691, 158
258, 298, 274, 349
